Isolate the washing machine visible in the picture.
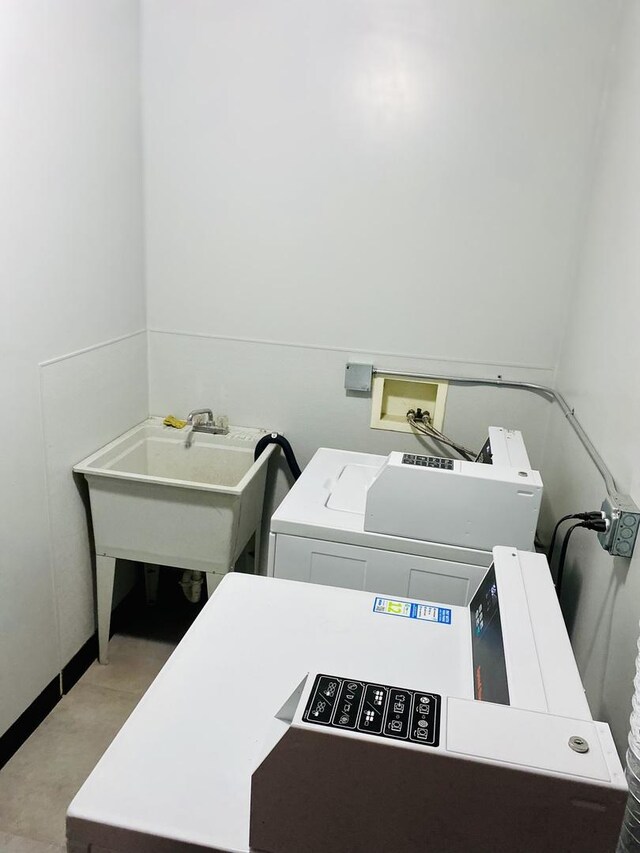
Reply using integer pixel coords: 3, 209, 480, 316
267, 427, 543, 605
67, 548, 625, 853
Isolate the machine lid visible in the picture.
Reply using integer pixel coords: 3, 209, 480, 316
325, 463, 380, 514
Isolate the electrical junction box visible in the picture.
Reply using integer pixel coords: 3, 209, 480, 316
370, 374, 448, 433
599, 495, 640, 557
344, 363, 373, 393
65, 552, 626, 853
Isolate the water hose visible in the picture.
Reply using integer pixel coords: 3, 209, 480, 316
254, 433, 302, 480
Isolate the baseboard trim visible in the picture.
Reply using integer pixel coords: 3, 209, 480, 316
0, 586, 140, 770
0, 677, 61, 771
61, 585, 139, 694
61, 634, 99, 695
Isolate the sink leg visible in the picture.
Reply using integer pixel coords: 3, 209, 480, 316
254, 524, 262, 575
144, 563, 160, 605
96, 555, 116, 665
205, 572, 224, 599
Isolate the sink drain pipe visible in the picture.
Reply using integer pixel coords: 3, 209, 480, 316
254, 433, 302, 481
179, 569, 204, 604
618, 624, 640, 851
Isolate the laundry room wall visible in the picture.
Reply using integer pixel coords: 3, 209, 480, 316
1, 0, 632, 761
0, 1, 146, 738
142, 0, 622, 547
541, 0, 640, 755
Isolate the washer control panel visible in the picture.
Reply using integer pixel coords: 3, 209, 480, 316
401, 454, 454, 470
303, 674, 441, 747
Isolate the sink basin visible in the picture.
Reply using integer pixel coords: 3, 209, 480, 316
74, 417, 275, 572
74, 417, 276, 663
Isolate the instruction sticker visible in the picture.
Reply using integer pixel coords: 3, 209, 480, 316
373, 597, 451, 625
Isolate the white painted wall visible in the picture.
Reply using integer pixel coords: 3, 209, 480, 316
0, 1, 146, 737
142, 0, 621, 578
1, 0, 635, 762
143, 0, 619, 369
41, 334, 148, 665
542, 0, 640, 755
148, 331, 555, 567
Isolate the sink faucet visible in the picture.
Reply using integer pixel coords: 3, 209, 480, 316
187, 408, 214, 426
184, 408, 229, 447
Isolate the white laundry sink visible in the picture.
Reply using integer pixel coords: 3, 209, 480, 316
74, 417, 276, 662
75, 417, 275, 572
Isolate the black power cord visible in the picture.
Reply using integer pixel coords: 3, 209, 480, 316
555, 518, 609, 596
547, 511, 605, 562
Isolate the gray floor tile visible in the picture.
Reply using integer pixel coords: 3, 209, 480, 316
0, 634, 178, 849
0, 681, 140, 846
108, 633, 176, 661
81, 634, 175, 696
0, 829, 64, 852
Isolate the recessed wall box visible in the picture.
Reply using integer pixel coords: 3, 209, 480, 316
370, 374, 448, 433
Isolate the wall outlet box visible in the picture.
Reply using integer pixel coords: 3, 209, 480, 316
344, 363, 373, 393
370, 375, 448, 434
599, 495, 640, 558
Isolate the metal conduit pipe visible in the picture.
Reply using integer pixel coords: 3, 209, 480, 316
373, 368, 620, 498
372, 366, 639, 853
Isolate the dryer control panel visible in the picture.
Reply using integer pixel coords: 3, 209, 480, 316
402, 454, 454, 470
303, 674, 441, 747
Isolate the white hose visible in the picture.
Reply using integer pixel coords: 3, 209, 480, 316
617, 624, 640, 851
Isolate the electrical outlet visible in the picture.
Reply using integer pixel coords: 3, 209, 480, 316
598, 495, 640, 557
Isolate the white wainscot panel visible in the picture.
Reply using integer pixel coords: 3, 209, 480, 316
40, 332, 148, 663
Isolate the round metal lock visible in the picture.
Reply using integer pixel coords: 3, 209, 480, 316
568, 736, 589, 754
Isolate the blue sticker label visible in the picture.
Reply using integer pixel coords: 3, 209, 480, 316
373, 597, 452, 625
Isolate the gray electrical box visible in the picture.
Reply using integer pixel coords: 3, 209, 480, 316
599, 496, 640, 558
344, 363, 373, 393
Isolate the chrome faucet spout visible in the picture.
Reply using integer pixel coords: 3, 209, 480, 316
187, 408, 214, 425
184, 409, 229, 447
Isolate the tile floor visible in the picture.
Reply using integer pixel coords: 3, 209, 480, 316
0, 634, 176, 852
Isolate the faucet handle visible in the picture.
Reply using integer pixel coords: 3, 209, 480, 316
187, 408, 214, 424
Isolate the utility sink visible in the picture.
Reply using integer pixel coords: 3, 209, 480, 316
74, 417, 276, 662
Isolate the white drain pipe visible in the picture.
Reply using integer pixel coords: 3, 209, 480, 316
618, 626, 640, 851
179, 569, 204, 604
